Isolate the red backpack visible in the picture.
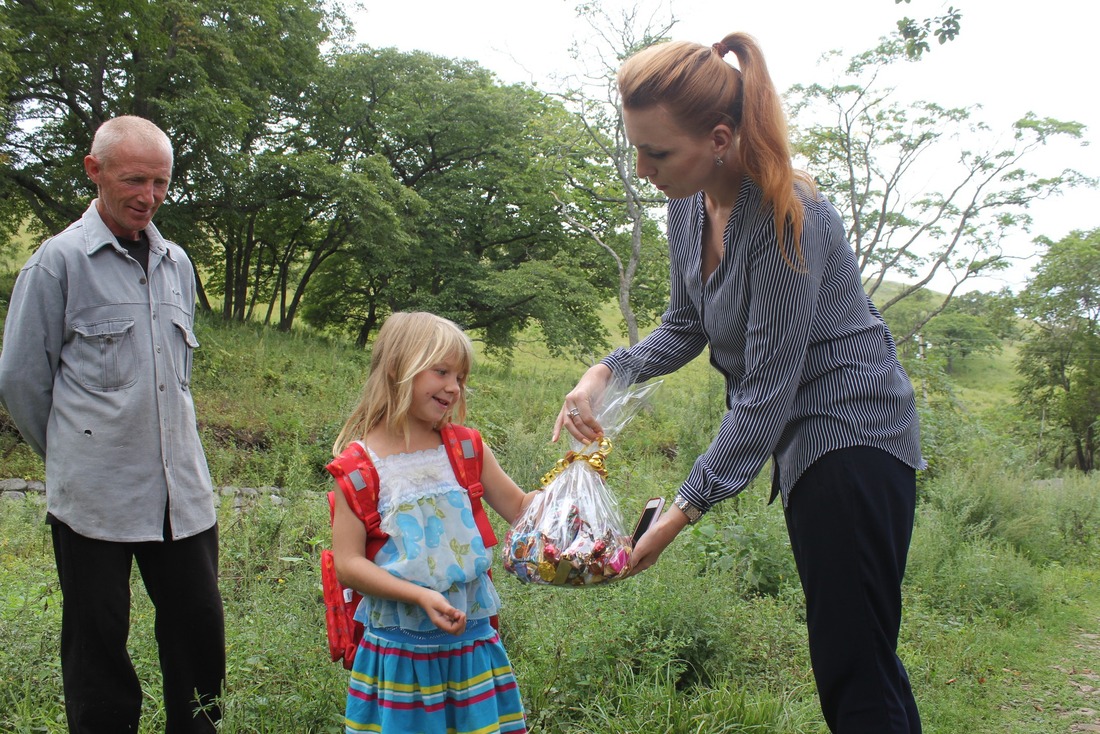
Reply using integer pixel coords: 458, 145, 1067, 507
320, 423, 498, 669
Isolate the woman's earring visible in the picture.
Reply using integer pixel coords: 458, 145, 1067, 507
714, 156, 724, 167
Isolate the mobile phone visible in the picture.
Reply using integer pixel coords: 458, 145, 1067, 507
631, 497, 665, 546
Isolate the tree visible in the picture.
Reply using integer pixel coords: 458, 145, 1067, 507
787, 37, 1090, 341
0, 0, 344, 318
899, 289, 1017, 372
0, 0, 337, 235
196, 150, 416, 330
1, 2, 622, 356
921, 311, 998, 373
299, 48, 611, 356
947, 288, 1021, 342
0, 17, 20, 254
893, 0, 962, 59
547, 1, 673, 346
1015, 228, 1100, 472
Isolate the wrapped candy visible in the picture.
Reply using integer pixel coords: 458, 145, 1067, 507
503, 378, 661, 586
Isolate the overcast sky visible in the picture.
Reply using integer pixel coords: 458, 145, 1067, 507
349, 0, 1098, 292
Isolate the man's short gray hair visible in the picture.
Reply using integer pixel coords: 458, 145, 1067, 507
90, 116, 173, 168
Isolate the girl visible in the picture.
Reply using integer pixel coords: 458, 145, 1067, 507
556, 34, 925, 733
331, 311, 534, 733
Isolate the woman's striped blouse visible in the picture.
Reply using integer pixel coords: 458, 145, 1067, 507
602, 177, 926, 512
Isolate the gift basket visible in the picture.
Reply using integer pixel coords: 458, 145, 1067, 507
502, 377, 661, 586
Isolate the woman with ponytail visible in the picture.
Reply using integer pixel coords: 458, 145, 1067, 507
555, 33, 924, 733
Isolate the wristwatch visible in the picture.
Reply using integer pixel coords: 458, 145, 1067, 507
672, 494, 704, 524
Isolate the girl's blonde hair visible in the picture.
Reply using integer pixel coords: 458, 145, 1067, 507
333, 312, 473, 455
617, 33, 816, 265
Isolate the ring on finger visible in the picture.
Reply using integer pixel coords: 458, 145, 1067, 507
568, 408, 580, 418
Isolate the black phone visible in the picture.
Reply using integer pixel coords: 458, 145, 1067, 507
631, 497, 665, 546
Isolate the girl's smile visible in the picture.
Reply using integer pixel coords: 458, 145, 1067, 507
409, 361, 465, 428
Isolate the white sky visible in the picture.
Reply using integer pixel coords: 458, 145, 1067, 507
348, 0, 1099, 293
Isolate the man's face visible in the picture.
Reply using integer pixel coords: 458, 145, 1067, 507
84, 140, 172, 240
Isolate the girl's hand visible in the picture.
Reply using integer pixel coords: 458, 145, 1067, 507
421, 589, 468, 635
553, 363, 613, 444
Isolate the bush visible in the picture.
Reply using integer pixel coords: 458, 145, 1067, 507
915, 457, 1100, 567
689, 491, 799, 598
4, 315, 1099, 733
498, 542, 812, 733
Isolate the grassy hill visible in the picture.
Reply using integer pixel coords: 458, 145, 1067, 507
2, 303, 1099, 733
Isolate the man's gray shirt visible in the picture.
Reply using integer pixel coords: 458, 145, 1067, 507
0, 201, 216, 541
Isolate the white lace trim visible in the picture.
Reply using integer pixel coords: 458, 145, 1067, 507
368, 445, 459, 512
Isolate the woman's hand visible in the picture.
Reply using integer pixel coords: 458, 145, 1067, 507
628, 503, 691, 575
553, 363, 613, 444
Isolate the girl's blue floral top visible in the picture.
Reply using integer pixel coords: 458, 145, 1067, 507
354, 443, 500, 632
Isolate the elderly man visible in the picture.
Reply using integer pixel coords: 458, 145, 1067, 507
0, 116, 225, 733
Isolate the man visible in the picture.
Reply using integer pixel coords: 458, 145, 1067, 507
0, 116, 225, 733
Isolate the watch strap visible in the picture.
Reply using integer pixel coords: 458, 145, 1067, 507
673, 494, 703, 524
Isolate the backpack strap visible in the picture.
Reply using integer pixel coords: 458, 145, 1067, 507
327, 427, 497, 558
441, 423, 497, 549
325, 441, 389, 558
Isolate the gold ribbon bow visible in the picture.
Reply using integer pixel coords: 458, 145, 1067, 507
540, 437, 613, 486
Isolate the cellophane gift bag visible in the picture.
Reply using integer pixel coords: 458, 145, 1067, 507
502, 378, 661, 586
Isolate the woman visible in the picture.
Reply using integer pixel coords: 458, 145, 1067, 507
555, 33, 925, 733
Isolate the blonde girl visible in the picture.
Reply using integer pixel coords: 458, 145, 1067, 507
332, 311, 534, 733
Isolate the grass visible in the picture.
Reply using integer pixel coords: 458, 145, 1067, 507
949, 342, 1022, 414
2, 310, 1099, 732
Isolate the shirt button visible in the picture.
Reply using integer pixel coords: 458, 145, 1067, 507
159, 384, 166, 391
140, 277, 147, 285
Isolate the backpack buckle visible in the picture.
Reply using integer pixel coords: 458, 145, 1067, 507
363, 510, 382, 535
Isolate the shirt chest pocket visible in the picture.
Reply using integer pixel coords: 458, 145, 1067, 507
72, 319, 138, 391
170, 318, 199, 386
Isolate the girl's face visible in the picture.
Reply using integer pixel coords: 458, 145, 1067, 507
624, 105, 722, 200
408, 358, 465, 429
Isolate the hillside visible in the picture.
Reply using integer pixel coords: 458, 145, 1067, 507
2, 308, 1100, 733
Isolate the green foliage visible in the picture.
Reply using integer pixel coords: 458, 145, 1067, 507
1015, 228, 1100, 472
292, 48, 612, 355
689, 492, 800, 598
787, 40, 1089, 339
922, 311, 1000, 373
4, 312, 1100, 733
215, 495, 347, 731
0, 3, 625, 357
552, 7, 674, 345
906, 458, 1100, 629
896, 4, 963, 59
189, 312, 370, 491
568, 671, 822, 733
909, 523, 1047, 624
500, 555, 816, 733
0, 0, 339, 238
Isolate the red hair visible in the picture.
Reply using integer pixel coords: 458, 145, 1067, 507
618, 33, 815, 265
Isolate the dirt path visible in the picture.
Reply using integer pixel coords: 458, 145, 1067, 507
1064, 619, 1100, 733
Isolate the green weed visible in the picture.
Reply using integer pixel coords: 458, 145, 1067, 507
2, 312, 1099, 732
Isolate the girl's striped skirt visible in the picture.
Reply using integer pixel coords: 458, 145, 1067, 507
345, 619, 527, 733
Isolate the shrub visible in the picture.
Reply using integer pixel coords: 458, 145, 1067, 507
689, 492, 799, 599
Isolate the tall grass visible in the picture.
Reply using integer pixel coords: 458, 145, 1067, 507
2, 314, 1099, 732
